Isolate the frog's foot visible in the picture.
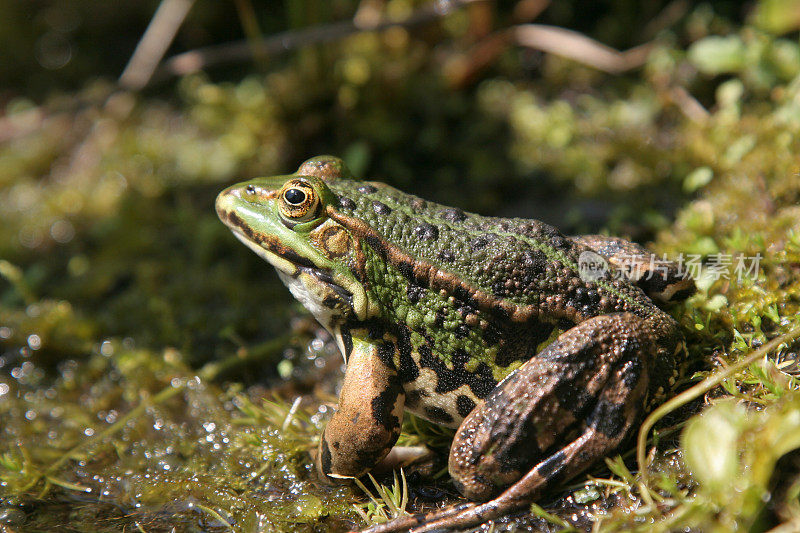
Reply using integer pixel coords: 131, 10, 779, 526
358, 503, 477, 533
372, 446, 432, 473
361, 313, 654, 533
360, 424, 614, 533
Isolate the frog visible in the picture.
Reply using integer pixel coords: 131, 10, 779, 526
215, 156, 695, 533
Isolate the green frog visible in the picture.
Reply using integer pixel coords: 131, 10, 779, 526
215, 156, 694, 532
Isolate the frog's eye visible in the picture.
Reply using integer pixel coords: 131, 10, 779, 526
283, 187, 307, 205
278, 179, 321, 223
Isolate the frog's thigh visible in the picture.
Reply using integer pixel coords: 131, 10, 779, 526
317, 337, 405, 481
449, 313, 654, 501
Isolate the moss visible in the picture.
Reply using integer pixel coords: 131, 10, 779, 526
3, 1, 800, 532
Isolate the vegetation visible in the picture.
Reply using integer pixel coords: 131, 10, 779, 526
2, 0, 800, 531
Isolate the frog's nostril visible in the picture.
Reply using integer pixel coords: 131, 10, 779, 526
246, 184, 256, 195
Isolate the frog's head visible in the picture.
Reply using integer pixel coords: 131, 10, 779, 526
216, 156, 372, 359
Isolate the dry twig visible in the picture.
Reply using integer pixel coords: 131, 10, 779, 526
513, 24, 653, 74
150, 0, 487, 86
119, 0, 196, 90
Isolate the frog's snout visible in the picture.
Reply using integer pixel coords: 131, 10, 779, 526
215, 185, 241, 223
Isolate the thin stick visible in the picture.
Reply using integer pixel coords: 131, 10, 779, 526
150, 2, 656, 86
151, 0, 487, 85
119, 0, 196, 90
513, 24, 653, 74
669, 86, 710, 123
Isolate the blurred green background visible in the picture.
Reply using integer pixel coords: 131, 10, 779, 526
2, 1, 800, 531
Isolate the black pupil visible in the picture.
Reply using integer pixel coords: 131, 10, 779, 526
284, 188, 306, 205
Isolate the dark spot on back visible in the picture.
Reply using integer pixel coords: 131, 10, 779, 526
414, 223, 439, 241
539, 225, 567, 249
439, 250, 455, 263
452, 285, 477, 308
338, 197, 356, 210
358, 185, 377, 194
372, 201, 391, 215
441, 208, 466, 222
523, 250, 548, 278
481, 323, 502, 346
471, 237, 489, 250
491, 281, 506, 297
550, 235, 566, 248
574, 287, 588, 304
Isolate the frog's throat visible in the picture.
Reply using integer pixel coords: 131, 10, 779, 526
275, 270, 350, 364
231, 231, 357, 364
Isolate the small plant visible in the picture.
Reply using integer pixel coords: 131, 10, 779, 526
353, 470, 409, 525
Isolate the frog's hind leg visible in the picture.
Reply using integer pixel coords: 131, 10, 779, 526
361, 313, 654, 533
572, 234, 695, 303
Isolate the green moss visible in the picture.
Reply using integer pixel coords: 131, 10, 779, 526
3, 1, 800, 532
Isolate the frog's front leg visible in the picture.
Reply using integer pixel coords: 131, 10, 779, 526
364, 313, 655, 533
317, 337, 405, 480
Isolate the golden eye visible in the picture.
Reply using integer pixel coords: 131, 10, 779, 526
278, 179, 320, 222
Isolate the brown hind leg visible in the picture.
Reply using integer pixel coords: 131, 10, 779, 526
360, 313, 654, 533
